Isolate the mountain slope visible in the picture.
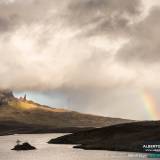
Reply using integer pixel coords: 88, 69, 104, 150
0, 90, 132, 135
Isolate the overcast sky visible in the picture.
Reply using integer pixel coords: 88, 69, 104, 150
0, 0, 160, 120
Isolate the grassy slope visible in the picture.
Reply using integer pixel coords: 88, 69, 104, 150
0, 99, 132, 135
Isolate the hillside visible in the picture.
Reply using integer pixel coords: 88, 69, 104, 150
48, 121, 160, 153
0, 91, 132, 135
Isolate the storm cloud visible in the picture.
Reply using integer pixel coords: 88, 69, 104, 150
0, 0, 145, 91
117, 7, 160, 63
65, 0, 142, 37
0, 0, 159, 90
0, 0, 160, 120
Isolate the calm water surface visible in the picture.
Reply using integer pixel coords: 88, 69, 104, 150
0, 134, 156, 160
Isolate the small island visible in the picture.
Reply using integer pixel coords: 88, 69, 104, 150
12, 140, 36, 151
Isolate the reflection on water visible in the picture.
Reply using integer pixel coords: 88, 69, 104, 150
0, 134, 156, 160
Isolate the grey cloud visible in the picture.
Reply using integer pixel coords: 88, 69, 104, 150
117, 7, 160, 63
0, 0, 67, 33
0, 13, 19, 33
65, 0, 142, 37
0, 17, 10, 32
0, 0, 158, 93
0, 0, 142, 38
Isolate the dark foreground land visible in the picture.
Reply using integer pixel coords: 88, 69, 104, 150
48, 121, 160, 153
0, 121, 95, 136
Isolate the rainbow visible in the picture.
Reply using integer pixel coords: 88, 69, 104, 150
141, 90, 160, 120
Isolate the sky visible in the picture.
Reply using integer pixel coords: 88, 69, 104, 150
0, 0, 160, 120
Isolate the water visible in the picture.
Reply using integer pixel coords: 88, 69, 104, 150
0, 134, 156, 160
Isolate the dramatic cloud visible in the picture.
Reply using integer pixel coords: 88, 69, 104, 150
0, 0, 144, 91
65, 0, 142, 37
0, 0, 68, 33
1, 0, 160, 119
117, 7, 160, 63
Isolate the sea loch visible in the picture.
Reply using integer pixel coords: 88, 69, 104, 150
0, 134, 152, 160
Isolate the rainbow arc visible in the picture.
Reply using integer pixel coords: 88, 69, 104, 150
141, 90, 160, 120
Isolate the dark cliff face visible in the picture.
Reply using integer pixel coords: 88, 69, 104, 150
0, 90, 14, 105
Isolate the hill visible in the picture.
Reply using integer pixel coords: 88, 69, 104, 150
0, 90, 132, 135
48, 121, 160, 153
